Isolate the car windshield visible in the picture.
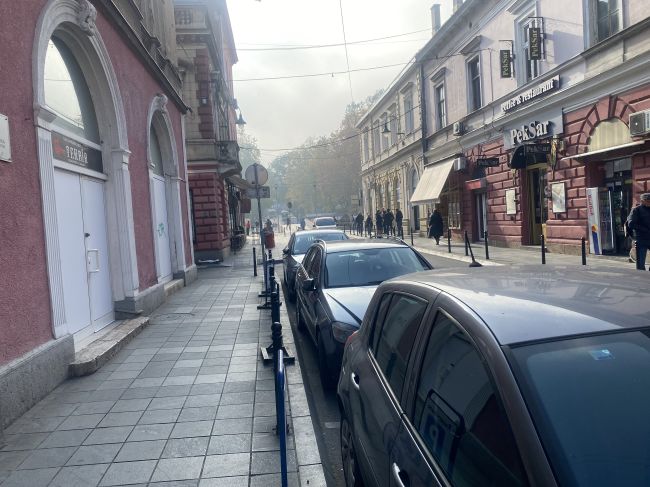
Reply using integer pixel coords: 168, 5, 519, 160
292, 232, 347, 254
315, 217, 336, 226
324, 247, 428, 288
509, 331, 650, 487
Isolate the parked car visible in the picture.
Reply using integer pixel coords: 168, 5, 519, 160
294, 239, 432, 388
312, 216, 337, 229
282, 229, 348, 301
338, 265, 650, 487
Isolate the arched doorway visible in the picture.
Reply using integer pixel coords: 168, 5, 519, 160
410, 169, 420, 230
34, 1, 137, 342
147, 100, 184, 283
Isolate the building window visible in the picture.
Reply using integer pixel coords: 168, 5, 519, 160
595, 0, 621, 42
518, 15, 540, 84
381, 113, 389, 152
363, 131, 369, 162
372, 121, 380, 157
467, 56, 482, 112
448, 191, 461, 229
403, 92, 414, 134
389, 109, 397, 146
434, 82, 446, 130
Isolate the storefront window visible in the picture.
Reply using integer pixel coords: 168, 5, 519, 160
448, 191, 461, 229
44, 37, 100, 143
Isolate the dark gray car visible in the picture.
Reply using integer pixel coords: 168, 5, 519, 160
337, 265, 650, 487
294, 239, 432, 389
282, 229, 348, 301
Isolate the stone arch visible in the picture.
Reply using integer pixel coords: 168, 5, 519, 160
146, 95, 186, 279
33, 0, 138, 337
575, 95, 636, 151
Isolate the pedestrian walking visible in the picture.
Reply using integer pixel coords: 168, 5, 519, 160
627, 193, 650, 271
376, 210, 383, 237
428, 208, 444, 245
365, 215, 373, 236
385, 209, 394, 236
356, 213, 364, 235
395, 208, 403, 238
245, 220, 251, 236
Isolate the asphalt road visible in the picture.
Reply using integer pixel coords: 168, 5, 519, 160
281, 250, 466, 486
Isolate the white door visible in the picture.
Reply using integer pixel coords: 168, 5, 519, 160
53, 170, 113, 338
81, 177, 114, 331
54, 170, 91, 335
152, 175, 172, 282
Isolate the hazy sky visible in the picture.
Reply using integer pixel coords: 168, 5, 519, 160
227, 0, 452, 164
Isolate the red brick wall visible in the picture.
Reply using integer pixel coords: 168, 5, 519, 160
549, 84, 650, 249
189, 173, 230, 253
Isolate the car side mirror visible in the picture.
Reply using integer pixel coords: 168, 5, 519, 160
282, 248, 290, 255
302, 278, 316, 291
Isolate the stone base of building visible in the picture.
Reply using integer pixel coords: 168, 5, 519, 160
194, 247, 231, 263
174, 264, 198, 286
115, 283, 165, 318
0, 336, 75, 438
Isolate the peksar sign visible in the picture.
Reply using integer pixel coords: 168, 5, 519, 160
503, 109, 563, 149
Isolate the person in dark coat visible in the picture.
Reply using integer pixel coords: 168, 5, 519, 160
365, 215, 373, 236
376, 210, 383, 236
355, 213, 364, 235
428, 208, 444, 245
385, 209, 394, 236
627, 193, 650, 270
395, 208, 403, 238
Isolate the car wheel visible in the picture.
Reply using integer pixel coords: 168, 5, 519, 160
295, 301, 306, 331
341, 416, 363, 487
317, 330, 335, 391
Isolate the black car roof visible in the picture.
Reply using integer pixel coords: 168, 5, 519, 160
388, 266, 650, 345
320, 239, 409, 253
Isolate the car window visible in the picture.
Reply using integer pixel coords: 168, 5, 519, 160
315, 217, 336, 226
412, 312, 527, 487
510, 331, 650, 487
302, 247, 316, 271
292, 232, 347, 254
307, 248, 322, 280
324, 247, 429, 288
371, 294, 427, 400
370, 293, 393, 353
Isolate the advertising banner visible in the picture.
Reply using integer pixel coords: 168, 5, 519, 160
586, 187, 602, 255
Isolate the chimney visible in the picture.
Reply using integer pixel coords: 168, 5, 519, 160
431, 4, 441, 35
453, 0, 463, 13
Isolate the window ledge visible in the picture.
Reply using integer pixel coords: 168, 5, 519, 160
582, 17, 650, 59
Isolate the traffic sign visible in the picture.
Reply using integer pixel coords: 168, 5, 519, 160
244, 163, 269, 186
246, 186, 270, 198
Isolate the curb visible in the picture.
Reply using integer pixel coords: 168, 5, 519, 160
276, 273, 327, 487
68, 316, 150, 377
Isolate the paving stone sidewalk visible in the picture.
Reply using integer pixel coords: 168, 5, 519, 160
0, 238, 324, 487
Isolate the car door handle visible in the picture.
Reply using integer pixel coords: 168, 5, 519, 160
392, 463, 409, 487
350, 372, 360, 391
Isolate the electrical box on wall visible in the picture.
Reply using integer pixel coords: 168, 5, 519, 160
452, 121, 464, 136
453, 156, 466, 171
0, 114, 11, 163
630, 110, 650, 136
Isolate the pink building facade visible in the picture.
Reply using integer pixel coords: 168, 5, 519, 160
0, 0, 195, 431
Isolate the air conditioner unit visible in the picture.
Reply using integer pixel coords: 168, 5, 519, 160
453, 156, 467, 171
452, 121, 464, 136
630, 110, 650, 136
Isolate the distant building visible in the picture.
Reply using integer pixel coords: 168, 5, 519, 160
360, 0, 650, 255
175, 0, 246, 262
0, 0, 195, 433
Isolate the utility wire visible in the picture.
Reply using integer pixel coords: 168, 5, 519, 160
338, 0, 354, 103
234, 28, 431, 50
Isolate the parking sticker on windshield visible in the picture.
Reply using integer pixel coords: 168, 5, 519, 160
589, 349, 614, 361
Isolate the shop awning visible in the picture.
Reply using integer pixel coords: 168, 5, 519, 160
410, 159, 454, 204
559, 141, 645, 162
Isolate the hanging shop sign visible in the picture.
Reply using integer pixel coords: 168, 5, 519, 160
500, 50, 512, 78
529, 27, 542, 60
501, 75, 559, 113
246, 186, 270, 199
0, 114, 11, 163
476, 158, 500, 167
503, 110, 563, 149
51, 132, 103, 172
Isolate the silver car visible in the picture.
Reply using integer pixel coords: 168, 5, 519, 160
282, 229, 348, 301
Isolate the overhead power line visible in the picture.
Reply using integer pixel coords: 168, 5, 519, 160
233, 61, 408, 82
235, 28, 431, 51
338, 0, 354, 104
